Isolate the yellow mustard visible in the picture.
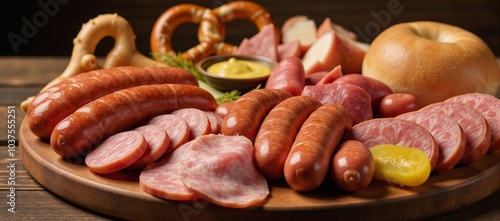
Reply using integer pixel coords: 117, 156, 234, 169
206, 58, 271, 79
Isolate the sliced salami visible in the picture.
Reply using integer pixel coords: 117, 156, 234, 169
179, 134, 269, 208
146, 114, 190, 153
420, 102, 491, 165
172, 108, 211, 139
349, 118, 439, 170
85, 131, 147, 174
139, 141, 195, 201
302, 82, 373, 124
205, 111, 222, 134
126, 125, 171, 170
396, 111, 466, 173
445, 93, 500, 153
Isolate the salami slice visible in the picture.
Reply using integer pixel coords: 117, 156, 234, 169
85, 131, 147, 174
146, 114, 190, 153
126, 125, 170, 170
172, 108, 212, 139
445, 93, 500, 153
349, 118, 439, 170
420, 102, 491, 165
302, 82, 373, 124
179, 134, 269, 208
139, 141, 195, 201
205, 111, 222, 134
396, 111, 466, 173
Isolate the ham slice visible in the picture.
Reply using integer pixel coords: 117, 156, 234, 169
179, 134, 269, 208
236, 24, 278, 61
139, 141, 196, 201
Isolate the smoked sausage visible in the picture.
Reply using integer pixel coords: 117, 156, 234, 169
29, 66, 198, 139
50, 84, 216, 161
284, 104, 353, 191
221, 89, 292, 142
254, 96, 322, 180
264, 57, 306, 96
330, 140, 374, 192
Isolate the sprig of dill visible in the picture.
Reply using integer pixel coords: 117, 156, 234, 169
216, 90, 241, 105
152, 53, 204, 82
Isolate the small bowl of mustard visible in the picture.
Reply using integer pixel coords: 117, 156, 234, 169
196, 55, 276, 92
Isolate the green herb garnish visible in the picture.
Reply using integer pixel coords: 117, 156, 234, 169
152, 53, 204, 82
216, 90, 241, 105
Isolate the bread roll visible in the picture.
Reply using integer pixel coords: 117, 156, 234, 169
362, 21, 499, 106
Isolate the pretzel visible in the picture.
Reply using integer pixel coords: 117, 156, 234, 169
20, 13, 166, 112
150, 1, 276, 62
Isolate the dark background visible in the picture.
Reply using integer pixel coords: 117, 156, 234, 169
1, 0, 499, 57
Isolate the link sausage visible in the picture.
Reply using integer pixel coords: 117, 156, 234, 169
28, 66, 198, 139
254, 96, 322, 180
264, 57, 306, 96
330, 140, 374, 192
284, 104, 353, 191
221, 89, 292, 142
50, 84, 216, 161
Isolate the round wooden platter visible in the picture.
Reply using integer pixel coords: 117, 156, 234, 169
20, 117, 499, 221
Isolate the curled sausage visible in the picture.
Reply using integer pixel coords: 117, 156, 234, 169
331, 140, 375, 192
50, 84, 216, 161
284, 104, 353, 192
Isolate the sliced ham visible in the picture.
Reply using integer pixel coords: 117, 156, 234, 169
420, 102, 491, 165
179, 134, 269, 208
145, 114, 190, 154
278, 40, 301, 60
396, 111, 466, 173
316, 65, 343, 85
85, 131, 147, 174
139, 141, 196, 201
445, 93, 500, 153
126, 125, 170, 170
236, 24, 278, 61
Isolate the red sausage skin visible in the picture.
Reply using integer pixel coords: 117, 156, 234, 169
51, 84, 216, 162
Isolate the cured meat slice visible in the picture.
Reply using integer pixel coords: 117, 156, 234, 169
445, 93, 500, 153
204, 111, 223, 134
420, 102, 491, 165
139, 141, 195, 201
146, 114, 190, 153
172, 108, 211, 139
396, 111, 465, 173
302, 82, 373, 124
85, 131, 147, 174
236, 24, 279, 61
316, 65, 343, 85
349, 118, 439, 170
179, 134, 269, 208
126, 125, 171, 170
277, 40, 301, 60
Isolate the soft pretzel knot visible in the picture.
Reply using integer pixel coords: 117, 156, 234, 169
150, 1, 275, 62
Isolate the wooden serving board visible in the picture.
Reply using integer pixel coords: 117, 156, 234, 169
20, 117, 499, 221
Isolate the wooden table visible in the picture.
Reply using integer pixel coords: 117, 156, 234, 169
0, 56, 499, 220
